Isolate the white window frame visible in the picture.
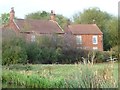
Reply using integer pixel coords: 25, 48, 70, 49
93, 47, 98, 50
92, 35, 98, 44
76, 35, 82, 44
31, 35, 36, 42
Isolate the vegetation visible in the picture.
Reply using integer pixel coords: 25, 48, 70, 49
25, 11, 69, 28
1, 7, 118, 89
1, 7, 118, 50
3, 29, 117, 65
73, 7, 118, 51
1, 13, 10, 25
2, 30, 27, 65
2, 62, 118, 88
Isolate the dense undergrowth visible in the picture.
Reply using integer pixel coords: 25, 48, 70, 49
2, 62, 118, 88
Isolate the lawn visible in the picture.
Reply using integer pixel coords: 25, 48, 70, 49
2, 62, 118, 88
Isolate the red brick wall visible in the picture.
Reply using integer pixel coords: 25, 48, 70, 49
9, 20, 20, 34
20, 33, 103, 51
8, 21, 103, 51
74, 34, 103, 51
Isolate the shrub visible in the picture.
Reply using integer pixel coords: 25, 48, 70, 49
3, 30, 117, 64
2, 30, 27, 65
26, 41, 62, 64
95, 51, 116, 62
26, 42, 39, 63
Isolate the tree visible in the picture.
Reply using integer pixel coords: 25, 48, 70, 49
1, 13, 18, 25
73, 12, 81, 24
1, 13, 9, 25
73, 7, 114, 50
25, 11, 69, 28
26, 11, 50, 20
55, 14, 69, 28
106, 17, 118, 48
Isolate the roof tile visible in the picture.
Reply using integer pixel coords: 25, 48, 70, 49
68, 24, 102, 35
15, 19, 64, 34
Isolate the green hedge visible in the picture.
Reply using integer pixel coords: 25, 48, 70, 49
2, 30, 117, 65
2, 30, 27, 65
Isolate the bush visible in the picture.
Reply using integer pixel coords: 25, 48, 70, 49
3, 30, 117, 64
26, 43, 61, 64
2, 30, 27, 65
26, 42, 39, 63
96, 51, 117, 62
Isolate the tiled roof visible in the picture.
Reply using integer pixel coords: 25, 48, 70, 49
68, 24, 103, 35
15, 19, 64, 34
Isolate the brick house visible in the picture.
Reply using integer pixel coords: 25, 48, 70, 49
64, 24, 103, 51
3, 8, 64, 42
3, 8, 103, 51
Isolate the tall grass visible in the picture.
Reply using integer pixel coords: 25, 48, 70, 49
65, 62, 118, 88
2, 62, 118, 88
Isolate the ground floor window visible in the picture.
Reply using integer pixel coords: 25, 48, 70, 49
76, 35, 82, 44
31, 35, 36, 42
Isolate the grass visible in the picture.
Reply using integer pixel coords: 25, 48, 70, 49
2, 62, 118, 88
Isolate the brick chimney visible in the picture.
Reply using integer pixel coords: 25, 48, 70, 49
50, 10, 55, 21
10, 7, 15, 21
67, 19, 71, 26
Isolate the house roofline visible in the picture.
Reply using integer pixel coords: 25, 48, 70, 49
13, 19, 20, 30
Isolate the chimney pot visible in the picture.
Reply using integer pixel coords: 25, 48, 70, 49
51, 10, 53, 14
10, 7, 15, 21
50, 10, 55, 21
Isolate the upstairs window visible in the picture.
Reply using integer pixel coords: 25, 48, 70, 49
76, 35, 82, 44
92, 35, 98, 44
31, 35, 35, 42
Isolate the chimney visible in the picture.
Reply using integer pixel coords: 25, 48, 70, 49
10, 7, 15, 21
50, 10, 55, 21
67, 19, 71, 26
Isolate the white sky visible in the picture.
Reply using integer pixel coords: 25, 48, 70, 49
0, 0, 119, 19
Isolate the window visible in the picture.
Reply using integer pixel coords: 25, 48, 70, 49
92, 35, 98, 44
76, 35, 82, 44
31, 35, 35, 42
93, 47, 98, 50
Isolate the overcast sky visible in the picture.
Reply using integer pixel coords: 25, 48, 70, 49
0, 0, 119, 19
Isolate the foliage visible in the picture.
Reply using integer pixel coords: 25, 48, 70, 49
26, 44, 61, 64
1, 13, 10, 25
2, 30, 27, 65
26, 11, 50, 20
3, 29, 118, 65
2, 70, 65, 88
106, 17, 118, 48
95, 51, 110, 62
26, 35, 62, 64
73, 7, 117, 50
29, 35, 89, 64
25, 11, 69, 28
65, 63, 117, 88
56, 14, 69, 28
2, 63, 118, 88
